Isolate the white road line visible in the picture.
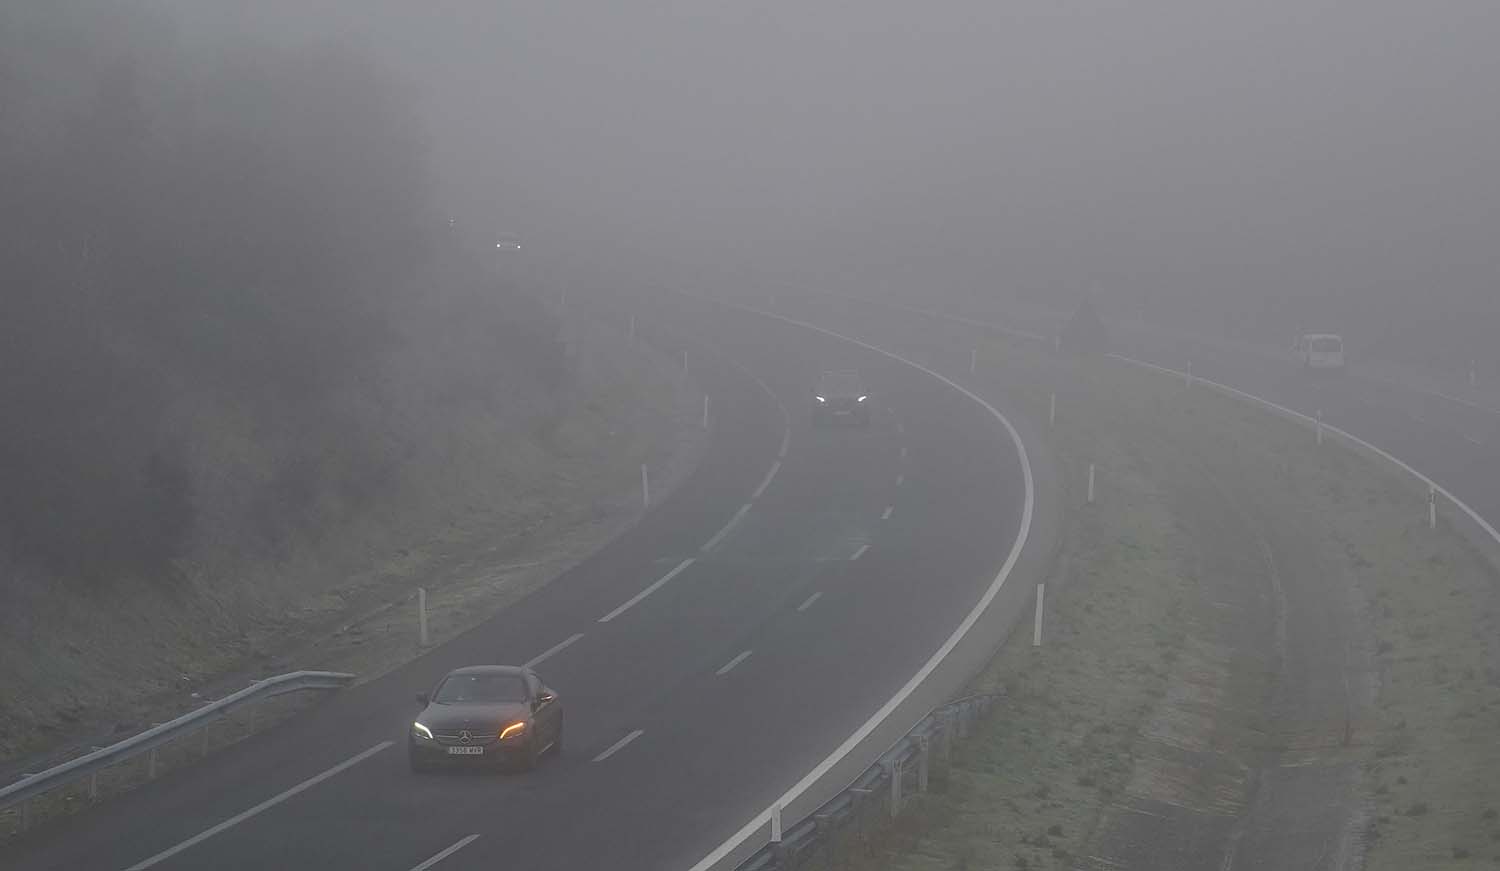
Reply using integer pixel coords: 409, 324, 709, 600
677, 296, 1034, 871
524, 633, 584, 668
1463, 433, 1483, 446
716, 650, 753, 676
899, 446, 908, 460
751, 461, 782, 500
849, 544, 870, 561
895, 474, 904, 487
409, 835, 481, 871
881, 506, 894, 521
592, 729, 644, 762
895, 422, 905, 435
796, 592, 822, 612
701, 504, 752, 552
121, 742, 393, 871
597, 559, 695, 623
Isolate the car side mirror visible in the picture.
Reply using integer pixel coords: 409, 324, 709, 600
416, 692, 429, 706
533, 692, 555, 710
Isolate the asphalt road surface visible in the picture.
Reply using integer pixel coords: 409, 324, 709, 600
2, 294, 1038, 871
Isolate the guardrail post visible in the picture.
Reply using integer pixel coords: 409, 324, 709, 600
1049, 392, 1056, 428
1087, 463, 1096, 504
917, 735, 930, 793
1429, 485, 1438, 530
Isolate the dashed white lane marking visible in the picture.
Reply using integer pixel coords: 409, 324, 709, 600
895, 474, 904, 487
899, 446, 908, 460
1464, 433, 1484, 445
409, 835, 481, 871
716, 650, 753, 676
751, 461, 782, 500
701, 504, 752, 552
895, 422, 905, 435
592, 730, 644, 762
524, 633, 585, 668
881, 506, 894, 521
796, 592, 823, 612
597, 559, 695, 623
121, 742, 394, 871
850, 544, 870, 561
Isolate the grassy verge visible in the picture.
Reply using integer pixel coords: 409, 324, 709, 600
837, 337, 1500, 870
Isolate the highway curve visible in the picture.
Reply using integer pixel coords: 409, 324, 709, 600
1, 292, 1045, 871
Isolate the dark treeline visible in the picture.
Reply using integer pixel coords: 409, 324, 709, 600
0, 5, 560, 580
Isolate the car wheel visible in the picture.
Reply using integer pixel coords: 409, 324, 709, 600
516, 737, 540, 772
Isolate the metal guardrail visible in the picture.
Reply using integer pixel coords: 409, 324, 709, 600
0, 670, 355, 832
735, 692, 1001, 871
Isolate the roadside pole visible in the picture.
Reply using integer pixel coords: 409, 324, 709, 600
770, 803, 782, 843
1032, 584, 1045, 646
969, 348, 977, 375
1429, 485, 1437, 530
1316, 409, 1324, 445
1087, 464, 1096, 504
418, 587, 429, 646
641, 464, 651, 509
1049, 392, 1056, 428
703, 395, 710, 430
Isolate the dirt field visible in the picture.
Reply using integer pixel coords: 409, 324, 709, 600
844, 340, 1500, 870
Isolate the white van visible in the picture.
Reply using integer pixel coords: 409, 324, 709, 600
1295, 333, 1345, 370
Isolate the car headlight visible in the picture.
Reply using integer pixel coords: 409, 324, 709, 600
412, 722, 434, 741
815, 395, 827, 403
499, 721, 527, 741
857, 395, 868, 402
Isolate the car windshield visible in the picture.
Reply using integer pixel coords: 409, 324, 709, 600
1310, 337, 1342, 352
819, 373, 863, 395
432, 674, 527, 704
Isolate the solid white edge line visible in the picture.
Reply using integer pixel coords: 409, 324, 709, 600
597, 558, 695, 623
524, 633, 585, 669
121, 742, 394, 871
409, 834, 482, 871
849, 544, 870, 561
880, 506, 894, 521
751, 460, 782, 500
681, 298, 1034, 871
702, 503, 753, 553
592, 729, 645, 762
1107, 353, 1500, 551
716, 650, 753, 676
796, 592, 822, 612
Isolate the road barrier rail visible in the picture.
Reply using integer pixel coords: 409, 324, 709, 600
735, 692, 1001, 871
0, 670, 355, 833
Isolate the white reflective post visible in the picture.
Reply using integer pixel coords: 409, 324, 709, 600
770, 803, 782, 843
641, 464, 651, 509
1049, 392, 1056, 428
1032, 583, 1045, 646
1087, 464, 1096, 504
418, 587, 429, 646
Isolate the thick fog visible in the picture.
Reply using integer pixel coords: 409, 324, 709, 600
3, 0, 1498, 575
146, 3, 1500, 338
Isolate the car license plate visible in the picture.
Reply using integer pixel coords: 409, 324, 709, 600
447, 746, 484, 756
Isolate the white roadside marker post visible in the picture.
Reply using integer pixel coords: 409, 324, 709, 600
641, 464, 651, 509
628, 314, 636, 344
1087, 463, 1096, 504
1032, 583, 1045, 646
770, 803, 782, 843
1429, 485, 1437, 530
969, 348, 977, 375
1316, 409, 1324, 445
1471, 361, 1478, 386
1049, 392, 1056, 428
418, 587, 429, 647
1185, 361, 1194, 388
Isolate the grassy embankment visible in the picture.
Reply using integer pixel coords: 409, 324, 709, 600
839, 341, 1500, 870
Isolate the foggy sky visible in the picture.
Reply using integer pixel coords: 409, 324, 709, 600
131, 1, 1500, 318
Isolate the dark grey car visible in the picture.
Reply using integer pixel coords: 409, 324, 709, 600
813, 370, 871, 426
409, 665, 562, 772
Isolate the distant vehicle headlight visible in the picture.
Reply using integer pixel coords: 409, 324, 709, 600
412, 722, 434, 741
857, 395, 868, 402
499, 722, 527, 741
815, 396, 827, 403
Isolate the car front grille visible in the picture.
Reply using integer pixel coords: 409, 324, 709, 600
434, 729, 498, 746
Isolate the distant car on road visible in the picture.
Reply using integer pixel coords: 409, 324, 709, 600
409, 665, 562, 772
813, 370, 871, 426
1294, 333, 1345, 371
